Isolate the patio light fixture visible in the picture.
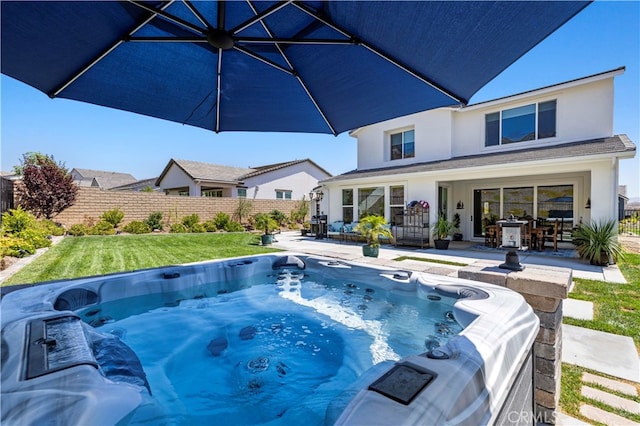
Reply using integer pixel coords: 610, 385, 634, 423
585, 198, 591, 209
456, 200, 464, 210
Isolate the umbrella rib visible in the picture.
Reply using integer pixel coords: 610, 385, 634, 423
51, 1, 176, 98
292, 2, 466, 105
183, 1, 211, 29
128, 1, 208, 36
230, 1, 292, 35
232, 46, 294, 75
244, 0, 337, 135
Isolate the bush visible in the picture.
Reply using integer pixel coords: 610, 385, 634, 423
572, 219, 623, 265
1, 207, 36, 235
0, 236, 35, 257
68, 224, 90, 236
18, 228, 51, 250
123, 221, 151, 234
189, 223, 206, 233
88, 220, 116, 236
213, 212, 231, 230
144, 212, 164, 231
170, 223, 188, 233
101, 208, 125, 228
270, 210, 288, 227
224, 221, 245, 232
38, 219, 65, 236
182, 214, 200, 230
203, 220, 217, 232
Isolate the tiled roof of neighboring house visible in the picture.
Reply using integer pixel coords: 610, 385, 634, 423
322, 135, 636, 183
72, 168, 137, 189
157, 159, 253, 185
156, 158, 331, 186
110, 177, 160, 192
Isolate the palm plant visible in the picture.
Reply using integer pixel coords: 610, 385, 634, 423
572, 219, 624, 265
354, 215, 393, 249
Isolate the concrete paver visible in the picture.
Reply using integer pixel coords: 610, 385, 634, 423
563, 324, 640, 383
582, 372, 638, 397
579, 404, 640, 426
563, 299, 594, 321
581, 385, 640, 414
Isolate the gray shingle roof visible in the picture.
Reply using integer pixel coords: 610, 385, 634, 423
156, 158, 331, 186
72, 168, 137, 189
322, 135, 636, 183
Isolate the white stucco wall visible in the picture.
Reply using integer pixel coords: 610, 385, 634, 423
353, 72, 618, 172
245, 162, 330, 201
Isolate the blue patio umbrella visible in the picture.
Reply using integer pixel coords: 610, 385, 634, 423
1, 1, 590, 135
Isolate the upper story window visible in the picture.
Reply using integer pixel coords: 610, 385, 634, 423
390, 129, 415, 160
276, 190, 292, 200
485, 100, 556, 147
237, 188, 247, 198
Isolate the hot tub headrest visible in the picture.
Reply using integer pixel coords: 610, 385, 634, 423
54, 288, 99, 311
435, 285, 489, 301
272, 255, 306, 270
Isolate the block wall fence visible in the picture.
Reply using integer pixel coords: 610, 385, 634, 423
15, 186, 302, 229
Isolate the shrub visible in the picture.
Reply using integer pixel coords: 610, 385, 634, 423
1, 207, 36, 235
189, 223, 206, 233
203, 220, 217, 232
182, 214, 200, 230
144, 212, 164, 231
123, 221, 151, 234
290, 198, 310, 225
170, 223, 188, 233
213, 212, 231, 230
101, 208, 125, 228
18, 228, 51, 250
234, 198, 253, 224
68, 224, 89, 236
0, 236, 35, 257
270, 210, 288, 227
88, 220, 116, 236
224, 221, 245, 232
38, 219, 65, 236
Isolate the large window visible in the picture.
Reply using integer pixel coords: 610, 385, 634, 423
358, 187, 384, 219
390, 129, 415, 160
485, 100, 556, 146
503, 187, 533, 218
342, 189, 354, 223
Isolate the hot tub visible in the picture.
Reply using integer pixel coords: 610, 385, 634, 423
1, 253, 539, 425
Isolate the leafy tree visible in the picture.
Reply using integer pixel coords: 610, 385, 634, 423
16, 153, 77, 219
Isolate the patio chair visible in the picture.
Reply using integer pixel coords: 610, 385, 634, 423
543, 220, 559, 252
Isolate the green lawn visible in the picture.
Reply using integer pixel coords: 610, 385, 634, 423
560, 251, 640, 423
3, 233, 281, 285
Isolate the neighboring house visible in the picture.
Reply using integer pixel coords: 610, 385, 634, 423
155, 158, 332, 200
71, 168, 138, 190
110, 178, 160, 192
320, 67, 636, 242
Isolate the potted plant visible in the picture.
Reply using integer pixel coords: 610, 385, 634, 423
452, 213, 463, 241
353, 215, 393, 257
432, 214, 458, 250
253, 213, 279, 245
572, 219, 623, 265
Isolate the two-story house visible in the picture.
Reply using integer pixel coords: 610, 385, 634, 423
320, 67, 636, 242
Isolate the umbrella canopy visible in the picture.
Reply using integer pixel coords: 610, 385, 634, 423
1, 1, 590, 135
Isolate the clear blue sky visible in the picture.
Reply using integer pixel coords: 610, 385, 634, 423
2, 1, 638, 197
